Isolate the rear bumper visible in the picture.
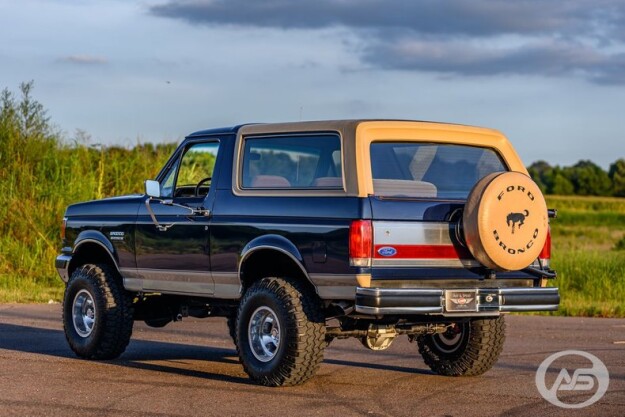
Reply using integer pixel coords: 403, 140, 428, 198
355, 287, 560, 316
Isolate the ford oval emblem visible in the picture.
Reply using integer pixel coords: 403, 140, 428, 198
377, 246, 397, 257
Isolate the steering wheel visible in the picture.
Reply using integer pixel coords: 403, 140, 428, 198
195, 177, 212, 197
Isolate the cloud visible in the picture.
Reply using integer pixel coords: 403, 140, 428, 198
149, 0, 625, 84
150, 0, 625, 39
60, 55, 108, 65
362, 38, 622, 80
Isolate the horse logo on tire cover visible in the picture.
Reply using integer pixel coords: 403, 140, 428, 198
507, 209, 529, 234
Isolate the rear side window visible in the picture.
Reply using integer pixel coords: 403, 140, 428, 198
242, 134, 342, 189
370, 142, 506, 199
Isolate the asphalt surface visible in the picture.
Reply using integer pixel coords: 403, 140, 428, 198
0, 304, 623, 417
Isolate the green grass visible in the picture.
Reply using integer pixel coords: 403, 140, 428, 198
541, 196, 625, 317
0, 83, 177, 302
0, 141, 176, 302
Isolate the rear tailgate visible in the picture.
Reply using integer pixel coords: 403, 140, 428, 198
368, 198, 536, 285
352, 124, 559, 315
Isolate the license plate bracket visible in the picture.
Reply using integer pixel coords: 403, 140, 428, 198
445, 289, 478, 313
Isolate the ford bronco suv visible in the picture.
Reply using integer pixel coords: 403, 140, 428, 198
56, 120, 559, 386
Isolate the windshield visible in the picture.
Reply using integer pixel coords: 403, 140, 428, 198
370, 142, 507, 199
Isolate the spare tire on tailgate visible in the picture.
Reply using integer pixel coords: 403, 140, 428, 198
462, 171, 548, 271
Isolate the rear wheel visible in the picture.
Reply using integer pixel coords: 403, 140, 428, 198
417, 316, 506, 376
236, 277, 325, 386
62, 264, 134, 359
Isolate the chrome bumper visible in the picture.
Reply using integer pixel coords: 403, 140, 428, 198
355, 287, 560, 316
55, 254, 72, 283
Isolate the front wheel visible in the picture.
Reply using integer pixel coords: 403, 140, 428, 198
235, 277, 325, 386
417, 316, 506, 376
62, 264, 134, 359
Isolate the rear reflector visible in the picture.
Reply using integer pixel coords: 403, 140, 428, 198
349, 220, 372, 267
539, 228, 551, 260
61, 217, 67, 240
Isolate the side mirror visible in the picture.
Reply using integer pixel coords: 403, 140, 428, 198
143, 179, 210, 232
145, 180, 161, 198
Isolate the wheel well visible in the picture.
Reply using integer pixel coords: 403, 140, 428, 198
240, 249, 317, 296
69, 242, 118, 277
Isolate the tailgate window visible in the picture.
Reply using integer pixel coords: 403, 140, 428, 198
370, 143, 506, 199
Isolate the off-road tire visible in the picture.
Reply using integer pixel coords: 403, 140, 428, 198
226, 315, 237, 345
236, 277, 326, 386
62, 264, 134, 359
417, 316, 506, 376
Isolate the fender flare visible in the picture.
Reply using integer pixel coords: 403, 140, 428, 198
70, 230, 121, 272
238, 234, 314, 289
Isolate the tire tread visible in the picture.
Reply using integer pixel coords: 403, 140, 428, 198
236, 277, 325, 386
418, 316, 506, 376
62, 264, 134, 360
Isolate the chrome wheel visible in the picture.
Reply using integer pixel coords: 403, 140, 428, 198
248, 306, 281, 362
237, 277, 326, 386
63, 264, 134, 359
72, 289, 96, 338
432, 324, 465, 354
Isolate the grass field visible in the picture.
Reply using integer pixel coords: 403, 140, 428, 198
0, 112, 176, 303
2, 187, 623, 317
544, 195, 625, 317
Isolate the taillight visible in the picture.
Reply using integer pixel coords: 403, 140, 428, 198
539, 228, 551, 260
349, 220, 372, 267
61, 217, 67, 240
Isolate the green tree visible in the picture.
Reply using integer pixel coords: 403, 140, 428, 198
0, 80, 51, 142
527, 160, 552, 194
565, 160, 612, 196
550, 168, 574, 195
609, 159, 625, 197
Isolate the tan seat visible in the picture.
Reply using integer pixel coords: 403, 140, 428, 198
251, 175, 291, 188
373, 179, 437, 198
312, 177, 343, 188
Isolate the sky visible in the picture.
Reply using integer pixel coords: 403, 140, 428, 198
1, 0, 625, 168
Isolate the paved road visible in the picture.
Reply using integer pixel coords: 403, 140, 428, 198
0, 304, 623, 417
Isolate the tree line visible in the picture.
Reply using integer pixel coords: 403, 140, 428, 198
528, 160, 625, 197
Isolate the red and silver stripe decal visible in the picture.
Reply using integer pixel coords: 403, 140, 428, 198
372, 221, 479, 268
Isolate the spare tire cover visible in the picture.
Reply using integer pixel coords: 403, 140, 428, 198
463, 171, 548, 271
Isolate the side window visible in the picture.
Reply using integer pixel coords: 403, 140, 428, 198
241, 134, 342, 189
160, 141, 220, 198
160, 158, 180, 198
